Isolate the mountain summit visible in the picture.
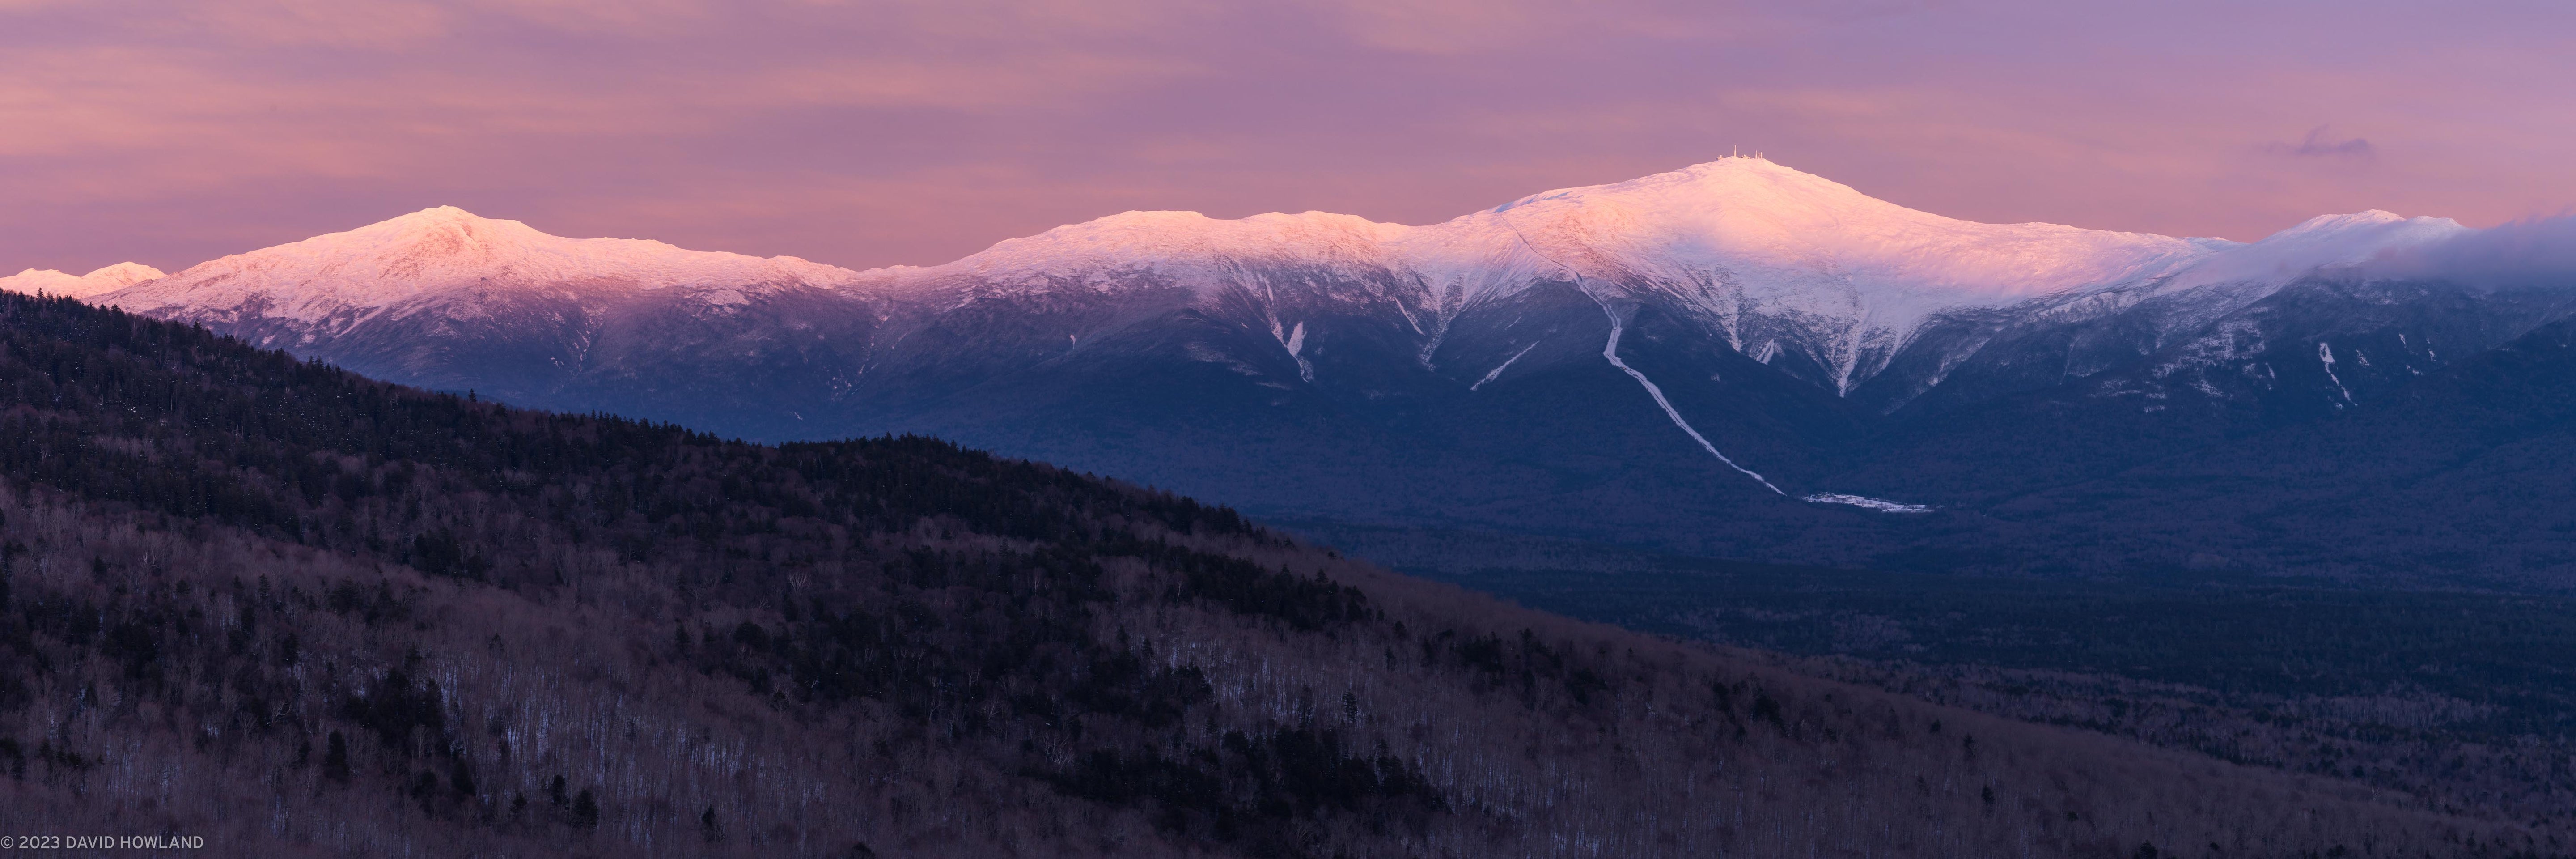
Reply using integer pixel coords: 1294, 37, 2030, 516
0, 261, 165, 299
102, 206, 861, 328
1460, 157, 2219, 302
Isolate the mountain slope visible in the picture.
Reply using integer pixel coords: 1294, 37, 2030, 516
1833, 274, 2576, 505
7, 294, 2552, 855
1974, 309, 2576, 583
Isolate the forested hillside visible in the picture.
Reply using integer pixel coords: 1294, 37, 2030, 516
0, 291, 2555, 856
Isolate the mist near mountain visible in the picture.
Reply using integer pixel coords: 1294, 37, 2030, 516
2367, 212, 2576, 286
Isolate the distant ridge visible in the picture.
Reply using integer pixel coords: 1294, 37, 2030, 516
60, 157, 2571, 583
101, 205, 860, 326
0, 261, 164, 299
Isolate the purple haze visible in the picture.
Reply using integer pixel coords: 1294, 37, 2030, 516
2, 0, 2571, 276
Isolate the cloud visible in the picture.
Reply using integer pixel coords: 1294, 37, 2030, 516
186, 0, 453, 47
2269, 125, 2377, 160
2368, 213, 2576, 288
462, 0, 716, 36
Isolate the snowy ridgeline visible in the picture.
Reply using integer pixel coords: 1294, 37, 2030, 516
76, 156, 2469, 357
34, 154, 2513, 511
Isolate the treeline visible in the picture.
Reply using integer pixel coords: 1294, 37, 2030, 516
0, 292, 1253, 557
0, 290, 2560, 856
1438, 559, 2576, 829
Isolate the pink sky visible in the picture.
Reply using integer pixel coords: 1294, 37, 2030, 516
3, 0, 2571, 276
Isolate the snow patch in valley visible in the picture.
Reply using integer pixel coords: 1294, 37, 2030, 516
1802, 493, 1936, 513
1471, 342, 1539, 391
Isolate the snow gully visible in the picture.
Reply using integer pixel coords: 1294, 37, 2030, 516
1498, 218, 1784, 495
1470, 342, 1539, 391
2318, 341, 2355, 405
1589, 292, 1786, 494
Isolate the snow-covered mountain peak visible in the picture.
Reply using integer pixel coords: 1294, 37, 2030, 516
0, 263, 167, 299
1457, 157, 2220, 299
296, 205, 704, 275
2257, 210, 2466, 250
97, 207, 862, 323
2157, 209, 2469, 293
1, 268, 92, 298
81, 262, 167, 290
1489, 157, 1869, 216
2276, 209, 2416, 231
378, 204, 499, 228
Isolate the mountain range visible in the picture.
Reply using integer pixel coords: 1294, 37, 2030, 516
34, 157, 2576, 584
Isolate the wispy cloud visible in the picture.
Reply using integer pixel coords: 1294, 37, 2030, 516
2369, 212, 2576, 287
2268, 125, 2377, 160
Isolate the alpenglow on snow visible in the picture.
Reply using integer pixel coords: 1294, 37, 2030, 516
75, 156, 2485, 507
